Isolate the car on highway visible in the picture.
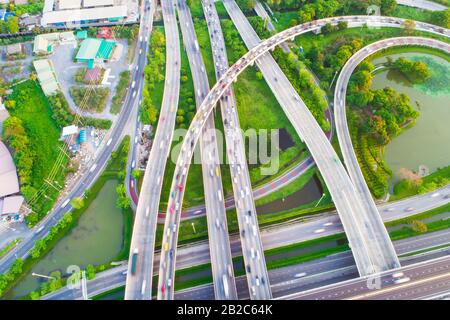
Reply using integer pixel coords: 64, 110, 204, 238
294, 272, 307, 278
405, 207, 414, 212
61, 199, 70, 208
164, 242, 169, 252
314, 228, 325, 234
141, 280, 146, 295
431, 192, 440, 198
394, 277, 410, 284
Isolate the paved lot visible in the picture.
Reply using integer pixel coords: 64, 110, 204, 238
50, 39, 130, 120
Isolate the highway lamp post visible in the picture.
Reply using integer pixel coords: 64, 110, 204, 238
191, 222, 196, 234
32, 273, 55, 280
329, 70, 339, 90
315, 193, 326, 208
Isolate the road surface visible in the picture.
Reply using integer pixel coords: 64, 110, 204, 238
223, 0, 400, 276
124, 0, 181, 300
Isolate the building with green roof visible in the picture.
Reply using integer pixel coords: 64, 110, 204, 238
76, 37, 116, 69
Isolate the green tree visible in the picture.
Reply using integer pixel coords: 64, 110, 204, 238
411, 220, 427, 233
70, 197, 85, 210
7, 16, 19, 34
380, 0, 397, 15
403, 19, 416, 34
86, 264, 96, 280
132, 169, 142, 179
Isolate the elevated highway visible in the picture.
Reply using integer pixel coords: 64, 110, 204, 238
223, 0, 400, 276
125, 12, 449, 299
157, 0, 237, 300
124, 0, 181, 300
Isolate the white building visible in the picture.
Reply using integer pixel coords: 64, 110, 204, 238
41, 0, 139, 28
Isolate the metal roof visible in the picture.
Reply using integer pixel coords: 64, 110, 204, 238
1, 195, 24, 215
41, 5, 127, 25
33, 59, 60, 95
0, 141, 19, 198
76, 38, 102, 60
83, 0, 114, 7
58, 0, 81, 10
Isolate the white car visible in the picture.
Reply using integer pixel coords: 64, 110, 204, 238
294, 272, 307, 278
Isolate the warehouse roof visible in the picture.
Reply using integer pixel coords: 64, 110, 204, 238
76, 38, 102, 60
33, 59, 60, 95
58, 0, 81, 10
1, 195, 24, 215
41, 5, 127, 25
83, 0, 114, 7
0, 141, 20, 198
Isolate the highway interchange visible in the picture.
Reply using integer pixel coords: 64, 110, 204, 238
147, 11, 449, 300
42, 228, 450, 300
0, 0, 155, 275
1, 0, 449, 302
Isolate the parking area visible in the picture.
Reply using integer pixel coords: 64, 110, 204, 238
50, 39, 130, 120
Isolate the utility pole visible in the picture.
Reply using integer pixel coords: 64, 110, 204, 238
32, 273, 55, 280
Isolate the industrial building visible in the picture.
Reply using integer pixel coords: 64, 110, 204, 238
75, 37, 116, 69
41, 0, 139, 28
33, 59, 60, 95
33, 31, 75, 55
0, 141, 23, 220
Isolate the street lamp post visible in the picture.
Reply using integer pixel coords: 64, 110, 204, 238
315, 193, 326, 208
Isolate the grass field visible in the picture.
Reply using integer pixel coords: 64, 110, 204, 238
6, 81, 68, 224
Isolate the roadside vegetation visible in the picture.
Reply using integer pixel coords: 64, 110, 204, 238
48, 88, 112, 130
110, 70, 131, 114
69, 86, 110, 113
3, 81, 68, 224
0, 239, 21, 259
141, 27, 166, 125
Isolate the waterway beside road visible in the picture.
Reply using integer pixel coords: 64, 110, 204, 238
6, 180, 124, 299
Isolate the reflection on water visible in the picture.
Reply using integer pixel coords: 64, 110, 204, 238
7, 180, 124, 299
256, 175, 323, 215
371, 52, 450, 188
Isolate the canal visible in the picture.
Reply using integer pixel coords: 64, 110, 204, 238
7, 180, 125, 299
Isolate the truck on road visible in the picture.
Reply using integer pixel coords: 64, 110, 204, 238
131, 248, 139, 274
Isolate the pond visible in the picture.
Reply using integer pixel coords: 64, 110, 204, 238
256, 175, 323, 215
370, 52, 450, 189
6, 180, 125, 299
